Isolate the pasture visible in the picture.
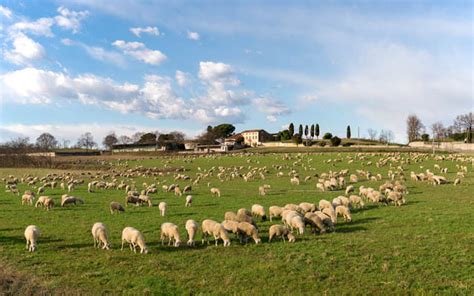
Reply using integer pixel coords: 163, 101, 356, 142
0, 152, 473, 295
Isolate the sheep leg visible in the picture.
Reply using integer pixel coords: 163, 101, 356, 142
121, 240, 124, 251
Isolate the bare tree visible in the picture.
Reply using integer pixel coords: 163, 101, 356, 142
118, 135, 132, 144
131, 132, 145, 143
406, 114, 424, 142
170, 131, 185, 143
431, 122, 445, 140
453, 112, 473, 132
36, 133, 58, 151
77, 132, 97, 150
367, 128, 377, 140
103, 132, 118, 150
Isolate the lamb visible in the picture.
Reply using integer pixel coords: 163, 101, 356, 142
110, 201, 125, 214
299, 202, 316, 213
210, 187, 221, 197
160, 222, 181, 247
158, 202, 167, 217
349, 195, 365, 208
269, 206, 284, 221
185, 195, 193, 207
21, 192, 35, 206
91, 222, 110, 250
304, 212, 326, 234
268, 225, 295, 243
24, 225, 40, 252
185, 220, 199, 247
201, 219, 230, 246
335, 205, 352, 222
237, 222, 261, 244
318, 199, 333, 211
121, 227, 148, 254
251, 204, 267, 221
61, 196, 84, 207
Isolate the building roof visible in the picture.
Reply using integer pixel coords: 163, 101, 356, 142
241, 129, 268, 134
225, 133, 243, 141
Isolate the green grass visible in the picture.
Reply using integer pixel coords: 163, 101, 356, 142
0, 152, 473, 295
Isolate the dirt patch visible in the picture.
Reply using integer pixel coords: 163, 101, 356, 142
0, 264, 51, 295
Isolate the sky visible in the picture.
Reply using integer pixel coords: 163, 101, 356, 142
0, 0, 472, 145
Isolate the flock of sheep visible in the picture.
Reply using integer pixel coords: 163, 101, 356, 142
4, 152, 472, 254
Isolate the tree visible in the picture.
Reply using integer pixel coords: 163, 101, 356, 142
406, 114, 424, 142
212, 123, 235, 139
330, 136, 341, 146
310, 124, 315, 138
76, 132, 97, 150
346, 125, 351, 139
169, 131, 185, 143
278, 130, 291, 141
131, 132, 145, 143
137, 133, 157, 144
367, 128, 377, 140
298, 124, 303, 136
421, 133, 430, 142
36, 133, 58, 151
118, 135, 132, 144
304, 125, 309, 139
315, 124, 320, 139
197, 127, 217, 145
323, 132, 332, 140
453, 112, 473, 143
103, 132, 118, 150
431, 122, 445, 141
288, 123, 294, 137
292, 134, 302, 146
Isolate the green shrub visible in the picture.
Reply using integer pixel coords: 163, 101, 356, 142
323, 133, 333, 140
330, 136, 342, 146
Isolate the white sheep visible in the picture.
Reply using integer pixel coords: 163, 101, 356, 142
158, 202, 167, 217
237, 222, 261, 244
61, 196, 84, 207
299, 202, 316, 213
345, 185, 355, 195
349, 195, 365, 208
121, 227, 148, 254
185, 195, 193, 207
251, 204, 267, 221
304, 212, 326, 234
288, 215, 305, 235
35, 196, 54, 210
210, 187, 221, 197
110, 201, 125, 214
268, 225, 295, 243
185, 220, 199, 247
269, 206, 284, 221
160, 222, 181, 247
335, 205, 352, 222
201, 219, 230, 246
322, 207, 337, 224
91, 222, 110, 250
290, 176, 300, 185
221, 220, 240, 235
24, 225, 40, 252
21, 193, 35, 206
318, 199, 333, 211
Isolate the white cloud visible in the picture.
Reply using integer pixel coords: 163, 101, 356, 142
187, 31, 200, 40
266, 115, 277, 122
0, 5, 13, 19
175, 70, 189, 87
3, 33, 46, 65
130, 26, 160, 37
62, 38, 125, 66
253, 97, 290, 122
54, 6, 89, 33
198, 61, 240, 86
112, 40, 167, 66
10, 17, 55, 37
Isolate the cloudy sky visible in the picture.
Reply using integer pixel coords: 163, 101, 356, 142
0, 0, 472, 145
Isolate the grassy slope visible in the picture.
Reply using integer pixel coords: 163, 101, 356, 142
0, 153, 473, 295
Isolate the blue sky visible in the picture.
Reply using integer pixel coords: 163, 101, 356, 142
0, 0, 472, 144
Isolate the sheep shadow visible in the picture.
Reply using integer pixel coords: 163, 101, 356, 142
348, 217, 379, 226
333, 226, 367, 233
0, 235, 26, 244
54, 242, 90, 250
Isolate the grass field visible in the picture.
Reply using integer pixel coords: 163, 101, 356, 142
0, 152, 473, 295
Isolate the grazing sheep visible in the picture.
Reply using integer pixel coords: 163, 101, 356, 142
251, 204, 267, 221
349, 195, 365, 208
332, 197, 342, 208
210, 187, 221, 197
44, 197, 55, 210
288, 215, 305, 235
237, 222, 261, 244
61, 196, 84, 207
174, 186, 182, 197
386, 191, 406, 206
35, 196, 54, 210
92, 222, 110, 250
318, 199, 333, 211
21, 193, 35, 206
284, 203, 301, 213
454, 178, 461, 186
316, 182, 325, 191
350, 174, 358, 183
345, 185, 355, 195
221, 220, 240, 235
185, 220, 199, 247
335, 205, 352, 222
24, 225, 40, 252
237, 208, 252, 217
269, 206, 284, 221
314, 211, 335, 232
121, 227, 148, 254
125, 194, 142, 206
201, 219, 230, 246
290, 176, 300, 185
185, 195, 193, 207
138, 194, 153, 207
183, 185, 192, 193
37, 186, 45, 195
322, 207, 337, 224
268, 225, 295, 243
110, 201, 125, 214
304, 212, 326, 234
158, 202, 167, 217
160, 223, 181, 247
67, 183, 74, 192
224, 211, 238, 221
299, 202, 316, 213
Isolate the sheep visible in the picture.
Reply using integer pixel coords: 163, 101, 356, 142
35, 196, 54, 210
237, 208, 252, 217
335, 205, 352, 222
185, 195, 193, 207
21, 193, 35, 206
185, 220, 199, 247
251, 204, 267, 221
160, 222, 181, 247
237, 222, 261, 244
110, 201, 125, 214
221, 220, 240, 235
318, 199, 333, 211
269, 206, 284, 221
454, 178, 461, 186
350, 174, 358, 183
268, 225, 295, 243
121, 227, 148, 254
349, 195, 365, 208
183, 185, 192, 193
210, 187, 221, 197
322, 207, 337, 224
304, 212, 326, 234
61, 196, 84, 207
258, 186, 267, 196
288, 215, 305, 235
67, 183, 74, 192
201, 219, 230, 246
345, 185, 355, 195
290, 176, 300, 185
24, 225, 40, 252
332, 197, 342, 208
37, 186, 45, 195
284, 203, 301, 213
91, 222, 110, 250
314, 211, 335, 232
174, 186, 182, 197
138, 194, 153, 207
338, 196, 351, 207
316, 182, 325, 191
224, 211, 238, 221
44, 197, 55, 210
125, 194, 141, 206
158, 202, 167, 217
386, 191, 406, 206
299, 202, 316, 213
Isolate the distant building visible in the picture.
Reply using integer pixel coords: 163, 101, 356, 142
241, 129, 272, 146
223, 133, 245, 150
112, 141, 184, 153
